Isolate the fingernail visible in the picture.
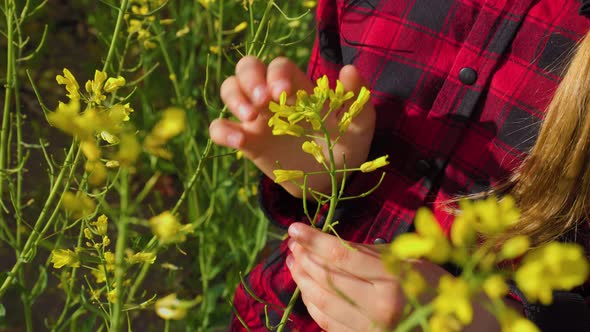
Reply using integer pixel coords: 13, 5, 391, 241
272, 80, 290, 99
288, 223, 301, 239
287, 238, 295, 252
285, 254, 293, 269
252, 85, 268, 105
238, 104, 253, 121
227, 132, 243, 149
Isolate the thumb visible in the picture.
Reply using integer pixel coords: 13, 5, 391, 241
338, 65, 368, 95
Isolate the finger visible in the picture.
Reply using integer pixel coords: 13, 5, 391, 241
288, 223, 387, 280
220, 76, 257, 122
339, 65, 366, 94
305, 301, 357, 332
288, 255, 374, 331
208, 118, 245, 149
266, 57, 313, 100
235, 56, 270, 107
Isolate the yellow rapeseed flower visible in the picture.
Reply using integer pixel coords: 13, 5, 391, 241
107, 288, 118, 303
85, 70, 108, 104
91, 215, 109, 236
56, 68, 80, 100
149, 211, 186, 244
429, 313, 462, 332
433, 275, 473, 325
359, 155, 389, 172
499, 235, 530, 260
515, 242, 589, 305
155, 294, 187, 320
302, 141, 325, 164
103, 76, 126, 93
127, 251, 156, 264
272, 169, 305, 183
329, 80, 354, 111
61, 191, 96, 219
482, 274, 508, 299
349, 86, 371, 117
51, 249, 81, 269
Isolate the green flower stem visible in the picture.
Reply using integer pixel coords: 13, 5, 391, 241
0, 142, 78, 298
277, 130, 340, 332
394, 304, 434, 332
110, 167, 130, 332
102, 0, 129, 73
0, 0, 16, 243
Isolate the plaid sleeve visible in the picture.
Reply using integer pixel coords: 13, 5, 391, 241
258, 0, 343, 228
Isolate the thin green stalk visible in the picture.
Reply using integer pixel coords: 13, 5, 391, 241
0, 142, 78, 298
394, 304, 434, 332
277, 130, 340, 332
103, 0, 129, 73
110, 167, 130, 332
0, 0, 15, 226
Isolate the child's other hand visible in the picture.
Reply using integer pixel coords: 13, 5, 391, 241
209, 56, 375, 198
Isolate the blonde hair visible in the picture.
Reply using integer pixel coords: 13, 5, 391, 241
502, 32, 590, 246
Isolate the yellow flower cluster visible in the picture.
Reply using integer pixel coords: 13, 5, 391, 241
52, 68, 137, 186
269, 77, 388, 184
267, 75, 370, 137
126, 0, 167, 49
383, 196, 590, 332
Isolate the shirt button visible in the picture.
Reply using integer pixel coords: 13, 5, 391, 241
415, 159, 432, 176
459, 67, 477, 85
373, 238, 387, 244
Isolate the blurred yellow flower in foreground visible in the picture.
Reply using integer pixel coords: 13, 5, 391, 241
127, 251, 156, 264
433, 275, 472, 325
51, 249, 81, 269
515, 242, 589, 305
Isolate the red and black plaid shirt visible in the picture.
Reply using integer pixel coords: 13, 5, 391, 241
231, 1, 590, 330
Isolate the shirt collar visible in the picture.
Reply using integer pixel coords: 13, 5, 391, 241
581, 0, 590, 18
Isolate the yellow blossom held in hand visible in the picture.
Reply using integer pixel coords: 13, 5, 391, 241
429, 313, 462, 332
56, 68, 80, 100
51, 249, 81, 269
302, 141, 325, 164
272, 169, 305, 183
482, 274, 508, 299
329, 80, 354, 111
433, 275, 473, 325
499, 235, 530, 260
515, 242, 589, 305
349, 86, 371, 117
360, 155, 389, 172
401, 269, 427, 299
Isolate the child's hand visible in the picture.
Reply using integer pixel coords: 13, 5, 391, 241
209, 56, 375, 198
